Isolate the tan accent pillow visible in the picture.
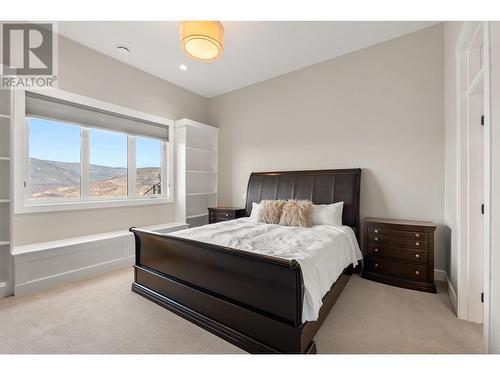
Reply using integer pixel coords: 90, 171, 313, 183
279, 200, 313, 228
258, 200, 286, 224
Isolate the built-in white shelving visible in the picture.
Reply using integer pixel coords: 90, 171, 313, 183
186, 146, 216, 153
0, 89, 13, 298
186, 170, 216, 174
175, 119, 218, 228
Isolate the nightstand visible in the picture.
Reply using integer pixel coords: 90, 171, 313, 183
208, 207, 247, 224
361, 217, 437, 293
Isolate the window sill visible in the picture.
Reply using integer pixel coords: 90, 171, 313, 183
15, 197, 172, 214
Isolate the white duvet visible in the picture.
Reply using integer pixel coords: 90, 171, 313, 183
170, 218, 363, 322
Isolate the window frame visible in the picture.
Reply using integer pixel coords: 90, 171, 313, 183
13, 89, 174, 214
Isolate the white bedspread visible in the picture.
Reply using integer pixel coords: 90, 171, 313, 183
170, 218, 363, 322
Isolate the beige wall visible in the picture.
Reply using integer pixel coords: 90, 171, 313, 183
443, 22, 464, 290
209, 24, 447, 269
13, 36, 209, 245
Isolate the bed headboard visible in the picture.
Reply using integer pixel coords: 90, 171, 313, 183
245, 169, 362, 238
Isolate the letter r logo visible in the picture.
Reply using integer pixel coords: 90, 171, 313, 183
2, 23, 53, 75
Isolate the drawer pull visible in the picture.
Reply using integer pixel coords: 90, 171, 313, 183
415, 271, 420, 275
374, 248, 379, 253
374, 229, 379, 233
415, 254, 420, 259
374, 237, 379, 241
415, 242, 420, 246
374, 263, 379, 268
415, 233, 420, 238
225, 213, 229, 217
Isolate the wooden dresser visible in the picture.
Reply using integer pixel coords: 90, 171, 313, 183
362, 217, 436, 293
208, 207, 247, 224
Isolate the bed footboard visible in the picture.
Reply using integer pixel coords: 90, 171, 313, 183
130, 227, 351, 354
130, 227, 308, 353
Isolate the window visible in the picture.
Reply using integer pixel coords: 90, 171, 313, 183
28, 118, 81, 200
27, 118, 168, 203
19, 90, 173, 212
136, 136, 162, 196
89, 128, 128, 198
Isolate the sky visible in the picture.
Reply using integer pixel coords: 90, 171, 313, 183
29, 117, 161, 168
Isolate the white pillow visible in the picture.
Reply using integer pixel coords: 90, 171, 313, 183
312, 202, 344, 226
249, 202, 262, 223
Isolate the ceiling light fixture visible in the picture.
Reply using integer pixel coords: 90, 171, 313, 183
115, 45, 130, 55
180, 21, 224, 62
179, 64, 188, 71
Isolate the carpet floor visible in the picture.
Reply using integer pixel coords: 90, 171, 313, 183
0, 268, 483, 354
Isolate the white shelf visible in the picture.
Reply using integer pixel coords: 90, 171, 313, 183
0, 90, 10, 292
175, 119, 218, 228
186, 192, 217, 196
186, 213, 208, 219
186, 170, 216, 174
12, 222, 187, 256
186, 146, 216, 153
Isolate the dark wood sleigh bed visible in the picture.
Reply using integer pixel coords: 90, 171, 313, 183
130, 169, 361, 354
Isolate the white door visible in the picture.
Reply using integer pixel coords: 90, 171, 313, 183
468, 93, 484, 323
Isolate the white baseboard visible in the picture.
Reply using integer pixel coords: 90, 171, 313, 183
434, 269, 447, 281
11, 222, 188, 296
14, 256, 134, 296
0, 281, 8, 298
445, 273, 458, 315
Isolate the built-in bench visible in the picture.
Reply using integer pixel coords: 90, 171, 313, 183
12, 222, 188, 295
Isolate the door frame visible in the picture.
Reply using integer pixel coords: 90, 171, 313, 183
456, 21, 492, 350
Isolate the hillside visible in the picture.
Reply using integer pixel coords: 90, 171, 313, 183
29, 158, 160, 199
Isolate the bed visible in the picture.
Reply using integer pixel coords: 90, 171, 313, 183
130, 168, 362, 354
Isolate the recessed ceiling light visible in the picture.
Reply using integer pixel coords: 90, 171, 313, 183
115, 45, 130, 55
179, 64, 188, 71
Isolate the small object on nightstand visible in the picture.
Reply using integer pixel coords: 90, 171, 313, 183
361, 217, 437, 293
208, 207, 246, 224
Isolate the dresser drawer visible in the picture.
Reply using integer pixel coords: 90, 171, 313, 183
209, 213, 235, 223
367, 244, 428, 264
368, 234, 428, 250
367, 227, 428, 241
208, 208, 246, 224
215, 212, 235, 220
364, 258, 429, 282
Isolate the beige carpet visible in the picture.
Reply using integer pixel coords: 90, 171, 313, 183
0, 268, 483, 354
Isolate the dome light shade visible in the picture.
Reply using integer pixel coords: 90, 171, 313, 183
180, 21, 224, 62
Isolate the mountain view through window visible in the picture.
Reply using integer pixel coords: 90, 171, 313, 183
28, 117, 164, 200
28, 118, 81, 199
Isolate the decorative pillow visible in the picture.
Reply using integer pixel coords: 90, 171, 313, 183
279, 200, 313, 228
311, 201, 344, 226
258, 200, 286, 224
249, 202, 262, 223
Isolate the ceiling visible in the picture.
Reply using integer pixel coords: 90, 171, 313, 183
58, 21, 438, 98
